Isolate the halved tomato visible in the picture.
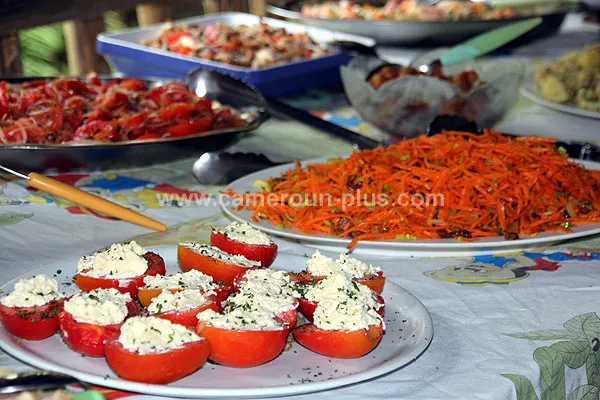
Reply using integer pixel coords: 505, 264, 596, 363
0, 300, 63, 340
73, 252, 166, 298
293, 322, 384, 358
356, 271, 386, 294
105, 335, 210, 384
177, 244, 259, 287
144, 82, 197, 107
138, 284, 232, 309
72, 120, 121, 142
196, 323, 287, 368
58, 299, 140, 357
116, 78, 147, 92
298, 292, 385, 322
210, 231, 277, 267
154, 301, 219, 329
166, 118, 213, 137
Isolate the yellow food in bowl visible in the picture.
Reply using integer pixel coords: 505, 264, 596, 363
535, 43, 600, 112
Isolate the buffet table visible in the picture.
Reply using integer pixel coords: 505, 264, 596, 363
0, 13, 599, 400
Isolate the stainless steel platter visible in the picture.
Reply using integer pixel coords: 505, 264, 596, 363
267, 0, 577, 44
0, 70, 269, 172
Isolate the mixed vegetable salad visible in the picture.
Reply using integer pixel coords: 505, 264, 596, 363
143, 21, 329, 68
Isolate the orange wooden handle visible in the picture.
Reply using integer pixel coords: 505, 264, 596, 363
28, 173, 167, 232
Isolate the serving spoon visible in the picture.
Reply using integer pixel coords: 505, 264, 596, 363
0, 370, 90, 394
192, 152, 284, 185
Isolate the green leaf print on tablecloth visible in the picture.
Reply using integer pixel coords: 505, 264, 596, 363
503, 313, 600, 400
502, 375, 539, 400
0, 213, 33, 226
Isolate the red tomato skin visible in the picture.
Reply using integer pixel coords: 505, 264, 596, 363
210, 231, 277, 267
0, 300, 63, 340
58, 299, 139, 356
58, 311, 121, 357
166, 118, 213, 137
293, 322, 384, 358
356, 271, 386, 294
373, 292, 385, 317
105, 337, 210, 384
177, 244, 258, 287
117, 79, 147, 92
155, 302, 219, 329
0, 82, 11, 118
73, 252, 166, 299
197, 323, 288, 368
297, 298, 318, 322
289, 271, 323, 285
206, 285, 232, 312
274, 307, 298, 331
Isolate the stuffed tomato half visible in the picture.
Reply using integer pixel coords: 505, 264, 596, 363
105, 316, 210, 384
196, 291, 294, 368
59, 288, 139, 357
232, 268, 300, 330
74, 241, 166, 298
138, 269, 231, 308
297, 273, 385, 323
292, 274, 385, 358
294, 251, 385, 294
210, 221, 277, 267
0, 275, 64, 340
177, 242, 262, 286
147, 288, 219, 329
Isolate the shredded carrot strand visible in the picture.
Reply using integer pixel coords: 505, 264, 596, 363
227, 130, 600, 248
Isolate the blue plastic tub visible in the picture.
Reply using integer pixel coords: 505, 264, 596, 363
97, 12, 375, 97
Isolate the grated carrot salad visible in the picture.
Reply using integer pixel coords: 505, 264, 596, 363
227, 130, 600, 248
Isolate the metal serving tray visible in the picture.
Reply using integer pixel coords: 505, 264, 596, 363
0, 71, 269, 172
97, 12, 376, 96
267, 0, 576, 45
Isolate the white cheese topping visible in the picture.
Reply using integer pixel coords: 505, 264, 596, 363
143, 270, 216, 291
306, 251, 381, 279
77, 241, 149, 278
119, 316, 201, 354
148, 289, 210, 314
313, 299, 384, 331
237, 268, 299, 298
197, 302, 284, 331
0, 275, 63, 307
303, 273, 381, 311
214, 221, 273, 245
335, 253, 381, 278
226, 291, 297, 316
63, 288, 131, 326
180, 243, 260, 268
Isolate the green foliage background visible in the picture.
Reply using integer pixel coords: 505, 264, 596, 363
19, 4, 204, 76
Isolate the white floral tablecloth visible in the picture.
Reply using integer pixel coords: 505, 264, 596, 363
1, 13, 599, 400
